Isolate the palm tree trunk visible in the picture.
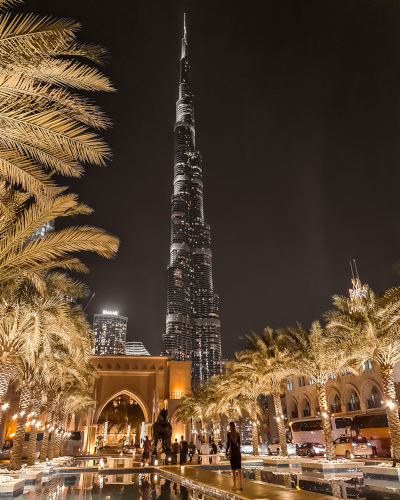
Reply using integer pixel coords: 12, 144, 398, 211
39, 409, 52, 462
62, 414, 72, 456
251, 397, 259, 456
228, 405, 234, 422
272, 391, 287, 456
381, 368, 400, 465
27, 390, 42, 466
0, 361, 12, 425
212, 419, 218, 444
8, 384, 31, 470
316, 383, 335, 461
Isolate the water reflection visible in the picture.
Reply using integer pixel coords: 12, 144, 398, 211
240, 467, 400, 499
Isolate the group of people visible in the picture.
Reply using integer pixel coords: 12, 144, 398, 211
141, 422, 243, 490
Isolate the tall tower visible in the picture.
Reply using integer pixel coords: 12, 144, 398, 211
163, 15, 222, 385
93, 311, 128, 355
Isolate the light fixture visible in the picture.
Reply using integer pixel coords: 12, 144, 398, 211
2, 403, 8, 410
12, 414, 17, 420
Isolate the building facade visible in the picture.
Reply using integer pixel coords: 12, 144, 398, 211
125, 341, 150, 356
93, 311, 128, 355
163, 15, 222, 385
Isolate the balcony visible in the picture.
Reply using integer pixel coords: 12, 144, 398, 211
367, 399, 383, 409
330, 404, 341, 413
347, 402, 361, 412
303, 409, 311, 417
291, 411, 298, 419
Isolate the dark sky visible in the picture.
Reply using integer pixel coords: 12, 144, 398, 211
28, 0, 400, 358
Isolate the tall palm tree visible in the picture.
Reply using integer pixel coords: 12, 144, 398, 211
278, 322, 351, 461
238, 329, 292, 457
225, 358, 270, 456
326, 285, 400, 465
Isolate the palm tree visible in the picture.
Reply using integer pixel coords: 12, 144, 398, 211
0, 0, 114, 198
225, 358, 270, 456
238, 329, 292, 457
277, 322, 351, 461
326, 285, 400, 465
0, 187, 119, 291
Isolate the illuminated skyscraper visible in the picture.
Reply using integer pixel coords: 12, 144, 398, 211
125, 341, 150, 356
93, 311, 128, 355
163, 15, 222, 385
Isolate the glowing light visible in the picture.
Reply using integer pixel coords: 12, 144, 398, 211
154, 460, 158, 465
103, 310, 118, 316
8, 433, 15, 438
20, 411, 25, 416
2, 403, 8, 410
348, 261, 368, 314
322, 412, 328, 418
12, 414, 17, 420
387, 401, 396, 409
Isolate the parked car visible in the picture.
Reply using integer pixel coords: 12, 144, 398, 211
240, 441, 269, 454
333, 435, 373, 459
296, 442, 326, 457
268, 439, 297, 456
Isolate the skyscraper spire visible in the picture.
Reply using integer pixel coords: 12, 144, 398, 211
184, 13, 187, 42
163, 15, 222, 385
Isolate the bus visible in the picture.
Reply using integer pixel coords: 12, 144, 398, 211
351, 412, 391, 457
290, 417, 352, 445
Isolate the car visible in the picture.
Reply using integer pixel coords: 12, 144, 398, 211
240, 441, 269, 455
333, 435, 373, 459
296, 442, 326, 457
268, 439, 297, 456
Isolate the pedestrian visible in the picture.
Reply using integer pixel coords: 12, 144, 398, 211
180, 437, 188, 465
226, 422, 242, 490
369, 436, 377, 456
173, 438, 180, 463
211, 441, 217, 454
189, 441, 195, 461
161, 451, 166, 465
156, 438, 163, 462
141, 474, 150, 500
143, 435, 152, 466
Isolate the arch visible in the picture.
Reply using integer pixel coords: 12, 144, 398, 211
287, 397, 298, 419
342, 383, 361, 412
359, 378, 383, 410
106, 363, 112, 369
97, 364, 102, 369
150, 364, 155, 370
159, 365, 164, 370
142, 364, 147, 370
299, 394, 311, 418
327, 387, 342, 413
311, 393, 320, 415
94, 388, 150, 424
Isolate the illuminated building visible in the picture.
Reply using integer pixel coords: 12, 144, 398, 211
162, 15, 222, 385
93, 311, 128, 355
125, 342, 150, 356
26, 220, 54, 241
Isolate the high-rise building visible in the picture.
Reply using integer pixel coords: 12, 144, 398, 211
93, 311, 128, 355
162, 15, 222, 385
27, 220, 55, 242
125, 342, 150, 356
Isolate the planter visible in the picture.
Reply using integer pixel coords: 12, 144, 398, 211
262, 457, 303, 469
9, 472, 42, 489
301, 460, 364, 478
362, 465, 400, 485
0, 479, 25, 499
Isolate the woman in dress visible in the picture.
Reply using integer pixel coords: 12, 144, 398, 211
226, 422, 242, 490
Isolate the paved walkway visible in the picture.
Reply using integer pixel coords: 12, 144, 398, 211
159, 465, 333, 500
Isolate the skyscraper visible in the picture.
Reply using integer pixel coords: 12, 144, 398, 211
93, 310, 128, 355
125, 341, 150, 356
163, 15, 222, 385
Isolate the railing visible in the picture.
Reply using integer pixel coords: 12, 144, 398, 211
367, 399, 383, 409
291, 411, 298, 419
303, 410, 311, 417
347, 402, 361, 411
330, 404, 341, 413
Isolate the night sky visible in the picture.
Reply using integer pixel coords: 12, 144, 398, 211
27, 0, 400, 358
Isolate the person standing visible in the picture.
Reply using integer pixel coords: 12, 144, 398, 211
211, 441, 217, 455
226, 422, 242, 490
156, 438, 163, 463
143, 436, 151, 466
173, 438, 180, 463
180, 437, 188, 465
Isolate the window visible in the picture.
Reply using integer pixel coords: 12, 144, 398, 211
298, 376, 306, 387
309, 378, 314, 385
287, 379, 293, 391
